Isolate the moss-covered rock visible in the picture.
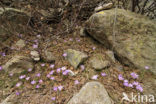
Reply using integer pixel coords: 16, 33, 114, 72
86, 9, 156, 74
64, 49, 88, 69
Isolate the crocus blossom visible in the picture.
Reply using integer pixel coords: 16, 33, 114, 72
16, 92, 20, 95
80, 65, 85, 71
50, 77, 55, 80
145, 66, 149, 70
26, 77, 30, 81
36, 73, 41, 77
39, 79, 43, 83
51, 97, 56, 101
0, 66, 2, 71
63, 53, 67, 57
92, 75, 98, 80
41, 63, 45, 67
36, 85, 40, 88
130, 72, 139, 79
118, 74, 124, 80
101, 73, 107, 77
136, 85, 143, 92
19, 75, 26, 79
56, 68, 61, 73
58, 85, 63, 91
16, 82, 22, 87
74, 80, 79, 85
53, 86, 58, 91
50, 64, 55, 68
28, 68, 32, 72
31, 80, 36, 85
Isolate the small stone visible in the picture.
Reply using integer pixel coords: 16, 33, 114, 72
67, 70, 75, 76
90, 54, 110, 70
64, 49, 88, 69
30, 51, 40, 61
15, 39, 26, 48
42, 50, 55, 62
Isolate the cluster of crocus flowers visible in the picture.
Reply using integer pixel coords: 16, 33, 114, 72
118, 73, 143, 92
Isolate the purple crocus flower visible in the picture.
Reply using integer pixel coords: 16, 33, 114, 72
132, 81, 139, 86
61, 66, 67, 71
39, 79, 43, 83
80, 65, 85, 71
145, 66, 149, 70
0, 66, 2, 71
69, 38, 73, 41
16, 82, 22, 87
36, 73, 41, 77
34, 39, 38, 43
58, 85, 63, 91
28, 68, 32, 72
2, 52, 6, 56
101, 72, 107, 77
41, 63, 45, 67
51, 97, 56, 101
136, 85, 143, 92
124, 80, 128, 83
19, 75, 26, 79
123, 82, 129, 87
56, 68, 61, 73
31, 80, 36, 85
64, 40, 67, 42
50, 77, 55, 80
92, 47, 96, 50
26, 77, 30, 81
47, 74, 51, 78
9, 73, 13, 77
36, 85, 40, 88
33, 44, 38, 48
74, 80, 79, 85
62, 70, 69, 75
49, 70, 54, 75
50, 64, 55, 68
16, 91, 20, 95
128, 83, 133, 88
118, 74, 124, 80
53, 86, 58, 91
92, 75, 98, 80
63, 53, 67, 57
130, 72, 139, 79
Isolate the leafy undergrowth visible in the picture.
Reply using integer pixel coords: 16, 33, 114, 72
0, 33, 154, 104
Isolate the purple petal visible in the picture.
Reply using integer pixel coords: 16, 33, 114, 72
92, 75, 98, 80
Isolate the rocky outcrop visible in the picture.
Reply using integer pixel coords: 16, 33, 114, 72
68, 81, 113, 104
0, 8, 30, 42
86, 9, 156, 74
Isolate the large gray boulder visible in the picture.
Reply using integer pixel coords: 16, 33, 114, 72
68, 81, 113, 104
2, 55, 34, 74
86, 9, 156, 74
